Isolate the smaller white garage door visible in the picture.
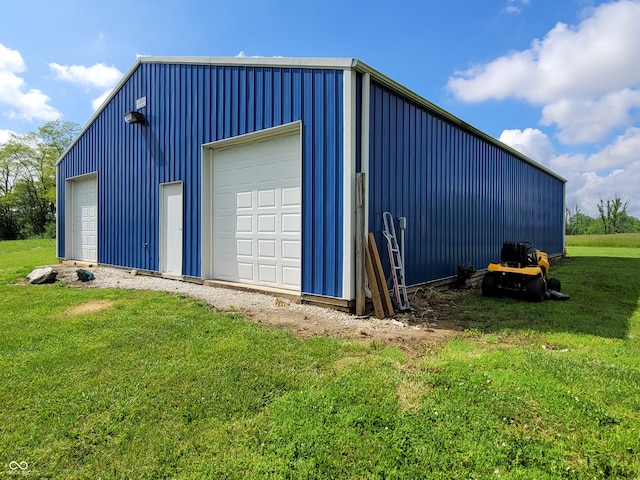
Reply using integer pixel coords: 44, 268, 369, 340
213, 132, 301, 290
72, 176, 98, 262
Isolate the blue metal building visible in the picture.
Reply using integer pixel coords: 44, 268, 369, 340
56, 57, 566, 310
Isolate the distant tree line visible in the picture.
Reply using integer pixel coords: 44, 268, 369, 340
0, 121, 79, 240
566, 196, 640, 235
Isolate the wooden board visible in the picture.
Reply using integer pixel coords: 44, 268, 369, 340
368, 233, 394, 316
364, 245, 385, 319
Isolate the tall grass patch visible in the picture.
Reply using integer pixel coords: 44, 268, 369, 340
566, 232, 640, 248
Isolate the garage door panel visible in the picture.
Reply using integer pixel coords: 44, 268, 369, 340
236, 239, 253, 257
216, 258, 238, 281
258, 215, 276, 233
257, 164, 278, 183
258, 239, 276, 258
216, 214, 236, 234
212, 131, 301, 291
282, 267, 301, 289
237, 263, 255, 282
236, 215, 254, 233
281, 213, 301, 233
282, 187, 300, 206
72, 176, 97, 262
259, 264, 277, 284
237, 166, 253, 185
236, 191, 253, 209
258, 189, 276, 208
282, 240, 301, 260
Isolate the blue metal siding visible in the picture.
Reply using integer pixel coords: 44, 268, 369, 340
368, 81, 565, 285
57, 63, 344, 297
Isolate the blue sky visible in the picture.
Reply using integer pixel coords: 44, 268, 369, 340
1, 0, 639, 216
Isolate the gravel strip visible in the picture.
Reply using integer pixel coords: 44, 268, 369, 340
55, 265, 406, 331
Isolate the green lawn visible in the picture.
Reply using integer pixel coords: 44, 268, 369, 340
566, 232, 640, 248
1, 239, 639, 478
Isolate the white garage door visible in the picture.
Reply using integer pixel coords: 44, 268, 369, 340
72, 176, 97, 262
213, 132, 301, 291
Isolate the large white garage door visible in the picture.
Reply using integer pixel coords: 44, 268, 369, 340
72, 176, 97, 262
213, 132, 301, 291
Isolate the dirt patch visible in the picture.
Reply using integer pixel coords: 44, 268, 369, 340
245, 289, 471, 357
51, 264, 473, 357
65, 300, 115, 317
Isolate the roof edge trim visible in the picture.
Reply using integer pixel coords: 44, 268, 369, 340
350, 60, 566, 183
57, 56, 357, 163
58, 56, 566, 183
139, 56, 356, 69
57, 56, 144, 164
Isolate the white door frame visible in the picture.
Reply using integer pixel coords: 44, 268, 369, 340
200, 121, 302, 282
159, 181, 183, 276
65, 173, 98, 262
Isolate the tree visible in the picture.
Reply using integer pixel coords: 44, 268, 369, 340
597, 196, 630, 234
565, 197, 584, 235
0, 120, 79, 239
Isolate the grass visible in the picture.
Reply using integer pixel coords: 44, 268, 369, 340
566, 233, 640, 258
566, 232, 640, 248
1, 239, 640, 478
0, 238, 57, 283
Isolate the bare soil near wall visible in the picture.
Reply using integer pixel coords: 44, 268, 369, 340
55, 265, 467, 357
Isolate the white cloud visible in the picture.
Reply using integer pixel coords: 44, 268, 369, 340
0, 129, 16, 144
450, 1, 640, 216
504, 0, 529, 14
499, 128, 555, 164
0, 43, 61, 122
584, 127, 640, 171
0, 43, 25, 72
448, 1, 640, 104
48, 61, 123, 113
500, 127, 640, 215
92, 89, 113, 111
574, 166, 640, 216
447, 1, 640, 146
541, 89, 640, 144
48, 62, 123, 89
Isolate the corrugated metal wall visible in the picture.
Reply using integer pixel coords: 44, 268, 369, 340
367, 81, 565, 286
57, 63, 344, 297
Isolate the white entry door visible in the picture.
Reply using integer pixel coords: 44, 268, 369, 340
72, 176, 97, 262
213, 131, 301, 290
160, 182, 183, 275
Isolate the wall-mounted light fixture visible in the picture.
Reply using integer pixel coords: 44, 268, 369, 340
124, 111, 145, 125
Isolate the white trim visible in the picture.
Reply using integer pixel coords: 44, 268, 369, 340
201, 121, 301, 150
141, 56, 357, 69
562, 182, 567, 252
64, 179, 73, 259
201, 147, 213, 279
342, 70, 357, 300
361, 73, 371, 239
200, 121, 303, 282
55, 167, 60, 259
159, 181, 184, 275
65, 172, 98, 261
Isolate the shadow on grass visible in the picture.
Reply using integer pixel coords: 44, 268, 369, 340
455, 256, 640, 339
